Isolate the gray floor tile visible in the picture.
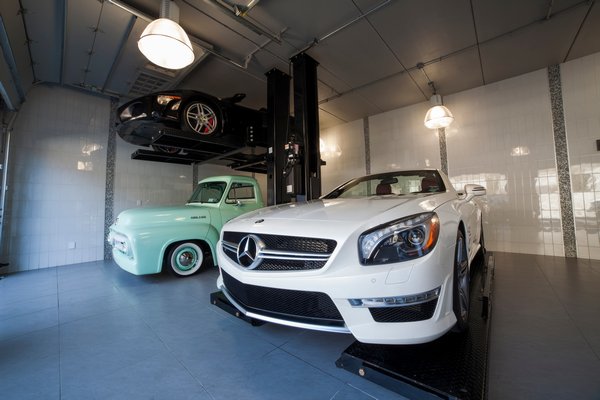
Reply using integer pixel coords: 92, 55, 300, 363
0, 293, 57, 321
0, 306, 59, 341
0, 326, 60, 399
61, 352, 211, 400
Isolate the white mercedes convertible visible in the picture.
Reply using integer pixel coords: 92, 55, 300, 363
216, 169, 486, 344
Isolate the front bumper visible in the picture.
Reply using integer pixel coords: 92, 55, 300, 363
216, 241, 458, 345
107, 229, 161, 275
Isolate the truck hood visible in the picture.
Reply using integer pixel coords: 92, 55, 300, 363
112, 205, 210, 228
225, 193, 455, 236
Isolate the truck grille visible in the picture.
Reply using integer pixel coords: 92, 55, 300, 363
221, 270, 344, 326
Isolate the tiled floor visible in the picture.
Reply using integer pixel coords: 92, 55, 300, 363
0, 252, 599, 399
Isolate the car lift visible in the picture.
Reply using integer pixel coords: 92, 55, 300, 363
129, 53, 324, 206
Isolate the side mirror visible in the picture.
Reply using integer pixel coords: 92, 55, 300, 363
464, 184, 486, 201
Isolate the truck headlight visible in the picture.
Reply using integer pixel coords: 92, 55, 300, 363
359, 212, 439, 265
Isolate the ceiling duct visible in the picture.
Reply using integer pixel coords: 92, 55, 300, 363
125, 38, 209, 97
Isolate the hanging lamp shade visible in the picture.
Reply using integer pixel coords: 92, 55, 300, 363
138, 18, 194, 70
424, 94, 454, 129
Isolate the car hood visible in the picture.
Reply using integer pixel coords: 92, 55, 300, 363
225, 193, 454, 236
112, 205, 211, 228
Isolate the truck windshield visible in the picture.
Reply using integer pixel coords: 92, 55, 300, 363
188, 181, 227, 204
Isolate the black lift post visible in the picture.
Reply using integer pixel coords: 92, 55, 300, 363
291, 53, 322, 201
336, 252, 495, 400
265, 68, 292, 206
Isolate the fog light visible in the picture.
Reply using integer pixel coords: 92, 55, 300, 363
348, 287, 440, 308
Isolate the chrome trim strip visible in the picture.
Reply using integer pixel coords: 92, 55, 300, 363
222, 241, 237, 251
221, 241, 332, 261
258, 250, 330, 261
348, 287, 441, 308
218, 283, 351, 334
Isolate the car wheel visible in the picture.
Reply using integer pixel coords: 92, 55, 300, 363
151, 144, 181, 154
167, 241, 204, 277
452, 229, 470, 332
479, 222, 486, 255
182, 100, 221, 136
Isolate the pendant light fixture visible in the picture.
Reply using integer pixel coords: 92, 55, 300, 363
424, 94, 454, 129
138, 0, 194, 70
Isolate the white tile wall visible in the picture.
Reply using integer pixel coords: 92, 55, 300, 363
561, 52, 600, 259
320, 119, 366, 193
5, 85, 109, 271
113, 139, 193, 218
445, 69, 561, 256
369, 102, 441, 174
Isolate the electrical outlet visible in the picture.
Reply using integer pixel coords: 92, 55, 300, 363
68, 241, 76, 249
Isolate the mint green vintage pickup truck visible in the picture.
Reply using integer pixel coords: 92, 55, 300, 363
107, 175, 264, 277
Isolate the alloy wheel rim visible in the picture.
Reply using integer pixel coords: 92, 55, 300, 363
186, 103, 217, 135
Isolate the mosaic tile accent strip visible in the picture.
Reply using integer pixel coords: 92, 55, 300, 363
548, 65, 577, 258
193, 162, 198, 190
363, 117, 370, 175
104, 97, 118, 260
438, 127, 448, 175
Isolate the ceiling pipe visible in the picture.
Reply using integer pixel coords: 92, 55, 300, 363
320, 0, 391, 42
234, 0, 260, 16
293, 0, 392, 56
0, 16, 25, 106
203, 0, 281, 44
106, 0, 152, 22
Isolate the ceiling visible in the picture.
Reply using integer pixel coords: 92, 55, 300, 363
0, 0, 599, 129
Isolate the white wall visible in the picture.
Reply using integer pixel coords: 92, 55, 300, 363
445, 69, 562, 256
5, 85, 109, 271
320, 52, 600, 259
370, 102, 441, 173
113, 139, 192, 217
320, 119, 365, 193
562, 52, 600, 259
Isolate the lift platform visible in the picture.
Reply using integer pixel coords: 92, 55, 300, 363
130, 127, 268, 173
336, 252, 494, 400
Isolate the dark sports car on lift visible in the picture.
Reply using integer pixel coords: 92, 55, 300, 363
116, 90, 267, 153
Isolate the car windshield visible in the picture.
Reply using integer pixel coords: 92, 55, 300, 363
323, 170, 445, 199
188, 181, 227, 203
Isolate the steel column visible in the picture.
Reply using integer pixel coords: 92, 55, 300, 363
265, 68, 291, 205
291, 53, 321, 200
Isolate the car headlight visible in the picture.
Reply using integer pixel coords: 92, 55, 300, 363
119, 102, 145, 121
156, 95, 181, 106
358, 212, 439, 265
